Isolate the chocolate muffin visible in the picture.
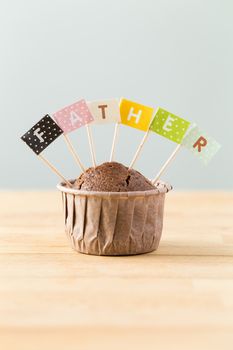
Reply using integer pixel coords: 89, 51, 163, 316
74, 162, 155, 192
58, 162, 172, 256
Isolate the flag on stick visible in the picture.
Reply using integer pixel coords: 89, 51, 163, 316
21, 115, 71, 187
148, 108, 191, 179
150, 107, 190, 143
119, 98, 154, 168
53, 99, 94, 133
129, 106, 191, 169
182, 126, 221, 164
53, 99, 94, 169
120, 98, 154, 131
21, 114, 63, 154
151, 123, 221, 184
87, 99, 120, 124
87, 99, 121, 162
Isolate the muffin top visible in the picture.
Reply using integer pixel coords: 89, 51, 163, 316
74, 162, 155, 192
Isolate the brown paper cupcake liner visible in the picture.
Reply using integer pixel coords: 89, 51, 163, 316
57, 181, 172, 256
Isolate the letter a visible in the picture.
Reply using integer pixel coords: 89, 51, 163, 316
127, 107, 142, 124
193, 136, 207, 152
70, 111, 83, 126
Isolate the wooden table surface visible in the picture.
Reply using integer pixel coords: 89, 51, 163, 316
0, 191, 232, 350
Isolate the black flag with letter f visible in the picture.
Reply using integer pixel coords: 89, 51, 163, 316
21, 115, 63, 154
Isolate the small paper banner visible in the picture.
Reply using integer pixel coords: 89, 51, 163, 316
87, 99, 120, 124
182, 126, 221, 164
120, 98, 154, 132
21, 115, 63, 154
150, 107, 190, 144
53, 99, 94, 134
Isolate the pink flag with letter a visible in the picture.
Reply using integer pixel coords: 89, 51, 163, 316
53, 99, 94, 134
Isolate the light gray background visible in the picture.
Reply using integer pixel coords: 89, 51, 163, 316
0, 0, 232, 189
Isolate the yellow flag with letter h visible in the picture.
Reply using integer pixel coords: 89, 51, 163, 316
120, 98, 154, 132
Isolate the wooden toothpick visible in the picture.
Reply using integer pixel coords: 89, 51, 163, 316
129, 130, 150, 169
63, 134, 85, 172
109, 122, 120, 162
38, 154, 72, 187
86, 124, 97, 167
151, 144, 182, 185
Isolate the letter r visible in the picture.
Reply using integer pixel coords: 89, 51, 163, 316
193, 136, 207, 152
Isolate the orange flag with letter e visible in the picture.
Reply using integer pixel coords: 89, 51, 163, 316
182, 126, 221, 164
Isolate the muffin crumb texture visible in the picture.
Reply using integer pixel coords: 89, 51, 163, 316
74, 162, 155, 192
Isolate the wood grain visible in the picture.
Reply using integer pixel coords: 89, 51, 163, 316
0, 191, 232, 350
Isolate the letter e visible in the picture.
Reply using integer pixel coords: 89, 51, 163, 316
163, 115, 175, 132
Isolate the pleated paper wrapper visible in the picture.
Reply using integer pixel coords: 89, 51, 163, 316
57, 181, 172, 256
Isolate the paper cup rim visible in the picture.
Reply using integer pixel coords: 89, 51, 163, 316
57, 180, 172, 198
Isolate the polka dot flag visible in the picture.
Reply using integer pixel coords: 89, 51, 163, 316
150, 107, 190, 144
53, 99, 94, 134
21, 115, 63, 154
182, 126, 221, 164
